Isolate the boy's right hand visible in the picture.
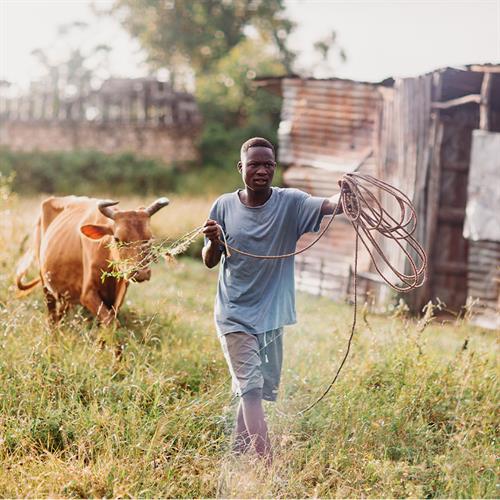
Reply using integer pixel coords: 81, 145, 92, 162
202, 219, 221, 243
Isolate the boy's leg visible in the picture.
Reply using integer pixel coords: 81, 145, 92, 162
220, 332, 265, 455
233, 401, 251, 454
240, 387, 271, 461
260, 328, 283, 402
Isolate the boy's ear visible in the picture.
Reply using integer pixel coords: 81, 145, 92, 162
237, 161, 242, 173
80, 224, 114, 240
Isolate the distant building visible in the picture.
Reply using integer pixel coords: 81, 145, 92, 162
0, 77, 202, 165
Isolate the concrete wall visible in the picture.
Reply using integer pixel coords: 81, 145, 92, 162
0, 121, 199, 164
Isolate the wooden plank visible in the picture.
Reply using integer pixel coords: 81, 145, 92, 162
469, 65, 500, 73
435, 261, 468, 275
442, 162, 469, 172
437, 207, 465, 223
432, 94, 481, 110
479, 73, 492, 131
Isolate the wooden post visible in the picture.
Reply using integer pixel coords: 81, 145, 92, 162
479, 72, 492, 131
41, 92, 47, 120
102, 96, 109, 122
144, 85, 150, 122
413, 70, 444, 312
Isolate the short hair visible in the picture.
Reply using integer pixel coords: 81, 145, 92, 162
240, 137, 275, 159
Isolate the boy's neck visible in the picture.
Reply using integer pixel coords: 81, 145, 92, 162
239, 187, 273, 207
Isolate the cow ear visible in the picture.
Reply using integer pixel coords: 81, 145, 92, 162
80, 224, 114, 240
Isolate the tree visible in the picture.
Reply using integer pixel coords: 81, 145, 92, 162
110, 0, 296, 81
110, 0, 294, 169
313, 30, 347, 76
196, 38, 285, 167
31, 22, 111, 103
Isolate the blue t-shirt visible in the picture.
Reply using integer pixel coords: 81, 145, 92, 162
206, 187, 326, 335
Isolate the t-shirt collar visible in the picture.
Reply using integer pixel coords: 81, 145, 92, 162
235, 187, 275, 209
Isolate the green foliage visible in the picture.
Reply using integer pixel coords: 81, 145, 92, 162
112, 1, 288, 172
0, 149, 180, 196
0, 148, 281, 198
112, 0, 295, 76
196, 38, 284, 168
175, 164, 244, 196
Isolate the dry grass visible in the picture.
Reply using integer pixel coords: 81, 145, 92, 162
0, 191, 498, 498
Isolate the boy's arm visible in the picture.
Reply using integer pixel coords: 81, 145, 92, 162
320, 180, 353, 216
202, 219, 223, 268
320, 193, 343, 216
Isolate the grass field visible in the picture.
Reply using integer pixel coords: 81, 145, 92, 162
0, 193, 498, 498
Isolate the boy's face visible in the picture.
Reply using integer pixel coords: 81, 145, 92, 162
238, 146, 276, 192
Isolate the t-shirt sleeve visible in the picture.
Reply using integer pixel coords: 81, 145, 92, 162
295, 189, 326, 237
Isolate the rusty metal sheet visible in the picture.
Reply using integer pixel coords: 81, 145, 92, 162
278, 76, 383, 305
279, 77, 380, 171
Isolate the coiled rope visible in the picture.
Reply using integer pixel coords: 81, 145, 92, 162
217, 172, 426, 288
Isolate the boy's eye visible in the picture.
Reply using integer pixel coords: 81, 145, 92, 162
248, 162, 275, 168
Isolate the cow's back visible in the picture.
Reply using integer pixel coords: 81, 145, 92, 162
39, 196, 109, 302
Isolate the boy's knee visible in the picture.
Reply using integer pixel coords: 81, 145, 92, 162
242, 387, 263, 401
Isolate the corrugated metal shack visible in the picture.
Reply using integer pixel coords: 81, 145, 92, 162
378, 65, 500, 327
260, 76, 385, 300
258, 67, 500, 326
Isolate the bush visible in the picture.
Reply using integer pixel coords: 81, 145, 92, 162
0, 148, 283, 197
0, 149, 181, 196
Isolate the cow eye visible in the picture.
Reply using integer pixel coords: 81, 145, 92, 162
114, 237, 120, 243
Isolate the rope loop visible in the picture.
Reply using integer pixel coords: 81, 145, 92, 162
216, 172, 427, 293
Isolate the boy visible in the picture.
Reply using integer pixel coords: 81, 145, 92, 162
202, 137, 342, 462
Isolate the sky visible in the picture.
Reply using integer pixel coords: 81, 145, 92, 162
1, 0, 499, 91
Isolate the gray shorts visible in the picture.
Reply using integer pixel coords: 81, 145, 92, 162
219, 328, 283, 402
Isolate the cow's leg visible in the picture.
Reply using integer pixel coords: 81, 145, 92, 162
57, 295, 71, 322
80, 287, 116, 326
43, 286, 60, 324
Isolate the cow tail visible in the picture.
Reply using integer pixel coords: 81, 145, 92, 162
16, 249, 41, 292
16, 216, 42, 293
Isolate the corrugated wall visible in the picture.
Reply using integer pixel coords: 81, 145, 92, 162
278, 78, 381, 301
468, 240, 500, 328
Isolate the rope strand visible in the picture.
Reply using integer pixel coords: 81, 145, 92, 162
114, 173, 426, 415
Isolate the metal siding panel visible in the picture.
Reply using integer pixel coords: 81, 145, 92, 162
279, 78, 385, 304
429, 106, 478, 311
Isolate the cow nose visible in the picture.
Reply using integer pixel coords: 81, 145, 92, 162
135, 269, 151, 282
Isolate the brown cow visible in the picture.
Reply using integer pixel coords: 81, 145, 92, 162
16, 195, 169, 325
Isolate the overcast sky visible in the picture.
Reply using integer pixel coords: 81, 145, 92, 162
1, 0, 499, 89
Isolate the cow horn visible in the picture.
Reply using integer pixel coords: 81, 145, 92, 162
98, 199, 119, 220
145, 197, 170, 216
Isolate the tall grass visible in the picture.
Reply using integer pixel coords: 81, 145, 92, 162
0, 194, 498, 498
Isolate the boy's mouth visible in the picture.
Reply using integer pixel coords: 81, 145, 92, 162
254, 178, 269, 186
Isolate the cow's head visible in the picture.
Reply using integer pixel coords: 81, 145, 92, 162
80, 198, 169, 282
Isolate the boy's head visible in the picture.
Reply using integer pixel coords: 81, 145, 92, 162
238, 137, 276, 192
